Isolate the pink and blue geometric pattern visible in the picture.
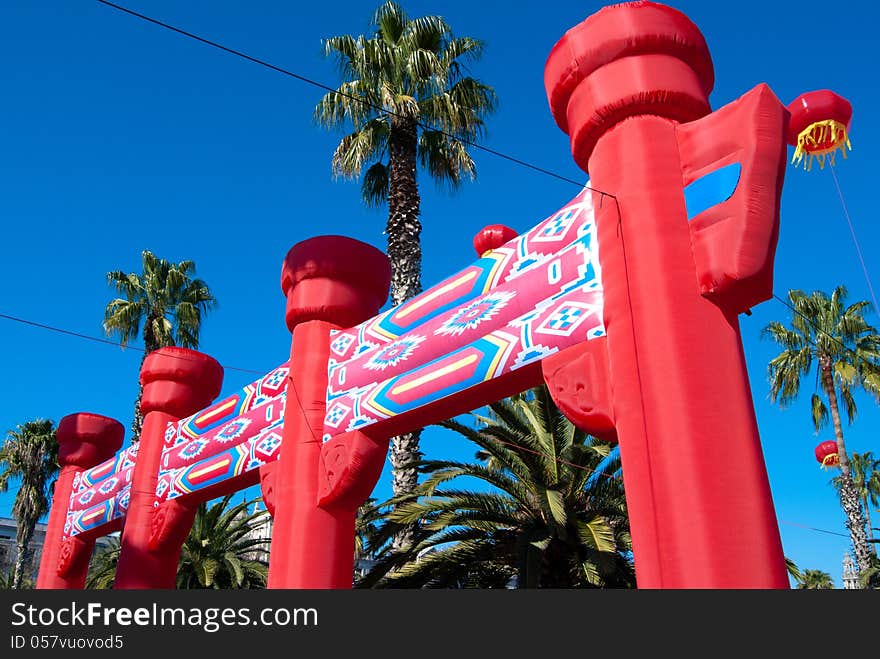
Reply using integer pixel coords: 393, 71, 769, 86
61, 184, 608, 543
322, 186, 604, 440
364, 336, 426, 372
435, 290, 516, 337
64, 363, 290, 539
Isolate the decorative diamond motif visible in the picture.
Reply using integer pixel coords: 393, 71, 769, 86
536, 302, 595, 337
255, 432, 282, 458
330, 334, 355, 356
261, 368, 288, 392
534, 208, 576, 241
324, 402, 351, 428
216, 418, 252, 443
78, 490, 95, 505
364, 335, 425, 371
435, 291, 516, 337
178, 438, 209, 461
118, 489, 130, 511
98, 477, 118, 495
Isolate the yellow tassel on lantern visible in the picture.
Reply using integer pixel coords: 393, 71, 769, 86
819, 453, 840, 469
791, 119, 852, 171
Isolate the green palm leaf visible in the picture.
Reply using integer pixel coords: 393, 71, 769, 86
360, 386, 633, 589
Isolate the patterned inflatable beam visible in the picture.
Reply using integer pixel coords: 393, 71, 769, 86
59, 187, 602, 542
324, 187, 604, 440
62, 363, 289, 540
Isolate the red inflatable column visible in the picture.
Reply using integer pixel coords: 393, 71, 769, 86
36, 413, 124, 589
545, 2, 788, 587
114, 347, 223, 589
268, 236, 390, 589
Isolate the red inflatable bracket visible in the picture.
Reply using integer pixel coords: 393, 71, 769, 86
317, 430, 389, 510
541, 339, 616, 443
148, 499, 197, 553
259, 462, 277, 517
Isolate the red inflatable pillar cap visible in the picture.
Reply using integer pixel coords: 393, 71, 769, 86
473, 225, 519, 258
281, 235, 391, 331
140, 346, 223, 418
544, 0, 714, 171
57, 413, 125, 469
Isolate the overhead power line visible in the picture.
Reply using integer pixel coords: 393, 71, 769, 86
829, 164, 879, 319
93, 0, 598, 193
0, 312, 264, 375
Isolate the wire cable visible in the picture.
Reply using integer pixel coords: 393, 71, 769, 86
829, 163, 879, 318
93, 0, 602, 194
0, 312, 264, 375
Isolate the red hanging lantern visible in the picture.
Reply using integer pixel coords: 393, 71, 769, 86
814, 440, 840, 468
786, 90, 852, 171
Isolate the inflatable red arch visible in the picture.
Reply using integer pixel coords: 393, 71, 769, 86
37, 1, 840, 589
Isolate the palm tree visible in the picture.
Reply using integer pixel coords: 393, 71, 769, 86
177, 495, 270, 589
361, 386, 634, 588
0, 565, 34, 590
85, 535, 120, 589
860, 554, 880, 589
833, 451, 880, 552
764, 286, 880, 578
103, 250, 216, 440
0, 419, 58, 589
315, 0, 497, 551
796, 569, 835, 589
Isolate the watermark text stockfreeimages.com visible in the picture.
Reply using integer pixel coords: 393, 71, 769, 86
10, 601, 318, 634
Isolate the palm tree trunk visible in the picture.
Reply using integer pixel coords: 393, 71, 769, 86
12, 522, 35, 589
820, 356, 872, 577
131, 324, 162, 442
386, 115, 423, 554
539, 538, 573, 588
862, 494, 875, 552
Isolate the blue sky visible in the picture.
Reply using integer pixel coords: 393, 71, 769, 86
1, 0, 878, 587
